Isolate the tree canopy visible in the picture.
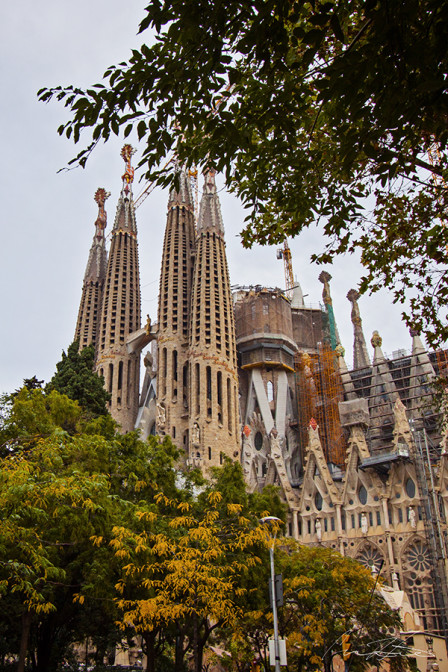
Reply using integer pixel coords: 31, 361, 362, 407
47, 341, 111, 418
40, 0, 448, 344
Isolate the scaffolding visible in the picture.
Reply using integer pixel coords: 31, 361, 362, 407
295, 342, 347, 468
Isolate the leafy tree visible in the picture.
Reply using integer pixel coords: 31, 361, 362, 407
224, 543, 411, 672
110, 490, 266, 672
47, 341, 110, 417
40, 0, 448, 344
0, 387, 183, 672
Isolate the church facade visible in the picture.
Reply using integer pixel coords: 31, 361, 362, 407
76, 148, 448, 640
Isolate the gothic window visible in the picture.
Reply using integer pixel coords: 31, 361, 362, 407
108, 363, 113, 393
254, 432, 263, 451
118, 361, 123, 390
357, 544, 384, 572
358, 485, 368, 505
267, 380, 274, 402
315, 491, 323, 511
406, 478, 416, 498
402, 539, 437, 631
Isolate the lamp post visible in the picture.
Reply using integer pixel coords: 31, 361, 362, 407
260, 516, 283, 672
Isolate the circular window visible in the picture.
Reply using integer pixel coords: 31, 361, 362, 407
405, 478, 416, 498
357, 544, 384, 571
358, 485, 368, 505
254, 431, 263, 451
315, 491, 323, 511
407, 540, 431, 572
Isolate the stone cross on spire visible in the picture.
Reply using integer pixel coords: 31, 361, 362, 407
347, 289, 371, 369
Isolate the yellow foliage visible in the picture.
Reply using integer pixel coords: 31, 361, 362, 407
207, 490, 222, 505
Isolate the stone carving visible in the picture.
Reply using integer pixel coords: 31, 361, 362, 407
371, 330, 382, 348
408, 507, 416, 529
192, 422, 200, 446
361, 512, 368, 535
315, 517, 322, 542
156, 402, 166, 428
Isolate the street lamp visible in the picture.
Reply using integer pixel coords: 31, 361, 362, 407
260, 516, 284, 672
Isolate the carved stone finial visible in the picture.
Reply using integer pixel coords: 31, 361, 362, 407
335, 343, 345, 358
346, 288, 360, 303
302, 352, 312, 368
318, 271, 332, 305
371, 330, 382, 348
121, 144, 136, 184
94, 188, 110, 231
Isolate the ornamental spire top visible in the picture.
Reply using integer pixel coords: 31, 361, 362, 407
121, 144, 136, 187
93, 188, 110, 237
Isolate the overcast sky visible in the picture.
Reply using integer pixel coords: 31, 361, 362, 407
0, 0, 414, 395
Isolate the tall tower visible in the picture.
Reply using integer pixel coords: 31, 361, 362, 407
75, 188, 110, 351
96, 146, 141, 432
188, 170, 240, 469
156, 169, 196, 449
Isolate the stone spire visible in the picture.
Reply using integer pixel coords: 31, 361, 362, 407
409, 329, 436, 417
335, 343, 357, 401
75, 188, 110, 351
369, 331, 399, 452
156, 168, 196, 445
347, 289, 371, 369
318, 271, 341, 350
96, 145, 141, 432
188, 170, 240, 470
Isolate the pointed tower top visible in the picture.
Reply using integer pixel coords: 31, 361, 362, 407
347, 288, 371, 369
168, 168, 194, 209
112, 146, 137, 235
93, 187, 110, 234
197, 169, 224, 234
371, 330, 385, 363
121, 144, 136, 185
82, 187, 110, 284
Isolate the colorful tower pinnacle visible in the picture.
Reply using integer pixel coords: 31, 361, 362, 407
188, 170, 240, 469
347, 288, 371, 369
156, 168, 196, 447
75, 188, 110, 351
96, 145, 141, 432
318, 271, 341, 350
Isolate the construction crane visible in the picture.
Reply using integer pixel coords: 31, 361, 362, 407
276, 239, 295, 298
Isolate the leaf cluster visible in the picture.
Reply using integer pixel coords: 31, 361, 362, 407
39, 0, 448, 343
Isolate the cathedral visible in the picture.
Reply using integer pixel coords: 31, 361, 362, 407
75, 146, 448, 646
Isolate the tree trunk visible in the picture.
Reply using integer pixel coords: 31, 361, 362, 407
144, 631, 156, 672
17, 611, 31, 672
174, 625, 186, 672
193, 613, 199, 672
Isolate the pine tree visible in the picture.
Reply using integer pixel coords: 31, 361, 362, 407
47, 341, 110, 417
